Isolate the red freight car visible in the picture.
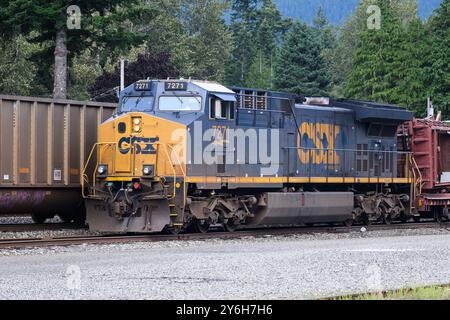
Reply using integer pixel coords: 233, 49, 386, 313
399, 118, 450, 222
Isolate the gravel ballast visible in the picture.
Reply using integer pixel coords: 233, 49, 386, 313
0, 227, 449, 299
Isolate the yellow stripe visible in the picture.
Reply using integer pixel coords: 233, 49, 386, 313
186, 177, 413, 184
105, 177, 134, 182
103, 176, 413, 184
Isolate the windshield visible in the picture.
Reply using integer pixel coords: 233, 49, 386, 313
159, 96, 202, 112
121, 96, 154, 112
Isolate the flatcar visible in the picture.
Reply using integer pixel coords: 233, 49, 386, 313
82, 79, 437, 234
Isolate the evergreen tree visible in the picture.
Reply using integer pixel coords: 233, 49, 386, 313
329, 0, 420, 98
225, 0, 260, 86
274, 22, 331, 96
138, 0, 231, 82
344, 0, 405, 103
0, 1, 158, 99
177, 0, 231, 81
247, 53, 273, 89
427, 0, 450, 117
313, 6, 338, 95
246, 0, 291, 89
396, 17, 429, 116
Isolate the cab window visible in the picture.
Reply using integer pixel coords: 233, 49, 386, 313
159, 96, 202, 112
121, 96, 154, 112
210, 98, 235, 120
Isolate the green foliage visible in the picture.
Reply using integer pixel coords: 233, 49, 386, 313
273, 22, 331, 96
328, 0, 420, 99
0, 0, 159, 96
342, 0, 448, 116
68, 49, 103, 100
225, 0, 260, 86
0, 35, 43, 96
175, 0, 232, 81
0, 0, 446, 114
132, 0, 231, 82
426, 0, 450, 117
395, 17, 430, 116
345, 0, 404, 102
247, 53, 273, 89
225, 0, 290, 87
336, 284, 450, 300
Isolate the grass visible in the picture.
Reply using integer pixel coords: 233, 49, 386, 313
334, 285, 450, 300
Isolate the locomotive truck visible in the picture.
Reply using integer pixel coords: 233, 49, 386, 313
82, 79, 449, 234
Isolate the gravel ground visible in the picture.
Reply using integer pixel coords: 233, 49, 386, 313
0, 215, 98, 239
0, 215, 63, 224
0, 229, 99, 240
0, 227, 449, 300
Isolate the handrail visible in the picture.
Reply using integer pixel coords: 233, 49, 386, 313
411, 156, 423, 195
166, 143, 187, 206
155, 143, 177, 199
284, 146, 412, 155
81, 142, 115, 198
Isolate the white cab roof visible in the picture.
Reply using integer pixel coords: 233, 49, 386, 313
192, 81, 235, 94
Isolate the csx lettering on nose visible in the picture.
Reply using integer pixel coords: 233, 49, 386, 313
118, 137, 159, 155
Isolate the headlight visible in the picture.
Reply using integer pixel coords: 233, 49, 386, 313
97, 165, 108, 176
142, 165, 154, 176
133, 117, 142, 132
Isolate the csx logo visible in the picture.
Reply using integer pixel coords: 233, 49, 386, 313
297, 123, 341, 165
118, 137, 159, 155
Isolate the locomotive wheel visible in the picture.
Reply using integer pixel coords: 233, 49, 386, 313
434, 208, 444, 224
194, 220, 210, 234
163, 226, 182, 235
362, 214, 372, 226
31, 213, 47, 224
59, 203, 86, 225
400, 214, 410, 223
343, 219, 354, 227
383, 214, 392, 225
59, 214, 73, 223
223, 220, 238, 233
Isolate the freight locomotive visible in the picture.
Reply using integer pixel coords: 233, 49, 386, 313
82, 79, 448, 234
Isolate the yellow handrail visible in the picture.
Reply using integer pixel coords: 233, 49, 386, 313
155, 142, 177, 199
411, 156, 423, 195
81, 142, 115, 198
166, 143, 187, 206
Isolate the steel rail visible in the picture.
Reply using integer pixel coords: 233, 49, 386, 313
0, 222, 447, 250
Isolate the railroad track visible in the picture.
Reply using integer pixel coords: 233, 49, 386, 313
0, 221, 447, 250
0, 223, 86, 233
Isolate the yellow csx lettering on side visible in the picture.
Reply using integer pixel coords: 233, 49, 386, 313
297, 123, 341, 165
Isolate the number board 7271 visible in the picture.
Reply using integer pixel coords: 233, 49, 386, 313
165, 82, 188, 91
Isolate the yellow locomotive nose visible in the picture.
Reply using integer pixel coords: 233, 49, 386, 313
96, 113, 187, 180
